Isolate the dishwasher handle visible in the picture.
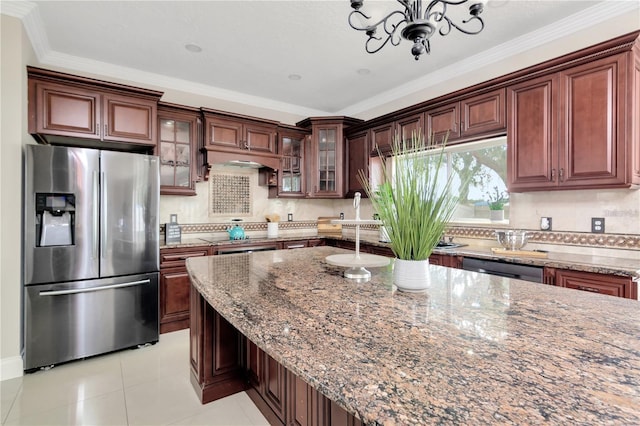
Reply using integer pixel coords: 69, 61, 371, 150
39, 279, 150, 296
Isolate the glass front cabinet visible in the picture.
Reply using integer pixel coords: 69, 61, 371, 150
280, 132, 306, 196
157, 103, 201, 195
299, 117, 362, 198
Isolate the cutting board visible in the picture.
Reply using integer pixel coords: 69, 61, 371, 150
317, 217, 342, 236
491, 248, 549, 258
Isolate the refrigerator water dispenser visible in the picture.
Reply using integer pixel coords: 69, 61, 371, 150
35, 193, 75, 246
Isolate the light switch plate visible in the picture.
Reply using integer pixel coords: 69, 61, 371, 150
591, 217, 605, 233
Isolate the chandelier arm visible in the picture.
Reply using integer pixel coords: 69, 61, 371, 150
348, 9, 408, 33
364, 30, 402, 54
438, 13, 484, 36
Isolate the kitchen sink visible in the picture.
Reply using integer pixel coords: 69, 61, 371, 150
435, 242, 467, 249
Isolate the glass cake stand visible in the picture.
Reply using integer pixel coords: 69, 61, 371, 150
325, 192, 390, 280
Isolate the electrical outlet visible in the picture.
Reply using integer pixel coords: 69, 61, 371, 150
591, 217, 605, 233
540, 217, 552, 231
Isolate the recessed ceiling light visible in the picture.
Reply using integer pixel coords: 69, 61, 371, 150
357, 68, 371, 75
288, 74, 302, 81
185, 43, 202, 53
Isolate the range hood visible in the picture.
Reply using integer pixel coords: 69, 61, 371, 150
204, 146, 281, 170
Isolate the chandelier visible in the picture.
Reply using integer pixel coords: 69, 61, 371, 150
349, 0, 486, 60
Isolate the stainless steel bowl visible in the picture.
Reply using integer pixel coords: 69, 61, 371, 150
495, 230, 529, 250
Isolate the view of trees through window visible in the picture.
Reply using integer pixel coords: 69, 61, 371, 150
395, 137, 508, 222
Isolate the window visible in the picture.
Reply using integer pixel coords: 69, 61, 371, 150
391, 136, 508, 222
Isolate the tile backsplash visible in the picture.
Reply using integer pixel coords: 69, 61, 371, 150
160, 166, 639, 253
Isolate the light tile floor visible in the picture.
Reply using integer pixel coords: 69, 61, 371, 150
1, 329, 269, 426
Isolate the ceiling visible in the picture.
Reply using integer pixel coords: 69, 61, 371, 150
3, 1, 639, 118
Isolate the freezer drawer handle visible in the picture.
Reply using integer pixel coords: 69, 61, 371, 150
39, 279, 151, 296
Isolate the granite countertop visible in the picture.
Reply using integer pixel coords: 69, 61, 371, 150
160, 235, 320, 249
164, 234, 640, 279
187, 246, 640, 425
334, 236, 640, 279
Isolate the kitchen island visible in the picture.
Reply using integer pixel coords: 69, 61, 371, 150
186, 246, 640, 425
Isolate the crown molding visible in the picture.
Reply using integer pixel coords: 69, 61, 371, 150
9, 1, 329, 118
8, 1, 639, 118
337, 1, 640, 116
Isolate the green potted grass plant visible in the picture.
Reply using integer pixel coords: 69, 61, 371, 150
486, 186, 508, 221
359, 132, 465, 292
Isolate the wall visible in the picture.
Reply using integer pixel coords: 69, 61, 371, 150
0, 15, 36, 381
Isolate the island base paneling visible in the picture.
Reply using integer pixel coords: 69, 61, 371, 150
189, 285, 247, 404
190, 284, 362, 425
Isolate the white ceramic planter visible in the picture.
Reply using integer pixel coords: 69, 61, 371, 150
393, 258, 431, 292
490, 209, 505, 221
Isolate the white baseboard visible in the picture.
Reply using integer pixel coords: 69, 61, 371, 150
1, 356, 23, 381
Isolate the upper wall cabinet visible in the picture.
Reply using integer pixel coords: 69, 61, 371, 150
345, 130, 369, 198
508, 51, 639, 191
298, 116, 362, 199
201, 108, 281, 170
369, 112, 425, 155
425, 88, 506, 144
27, 67, 162, 152
202, 109, 277, 154
158, 102, 202, 196
267, 126, 310, 198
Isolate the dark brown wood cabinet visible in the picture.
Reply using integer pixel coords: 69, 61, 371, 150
508, 53, 634, 191
159, 246, 211, 333
425, 102, 460, 142
425, 88, 506, 144
429, 253, 463, 268
345, 131, 369, 198
157, 102, 201, 195
191, 274, 366, 423
396, 112, 425, 146
204, 112, 277, 154
543, 267, 637, 299
189, 285, 246, 404
201, 108, 281, 170
28, 67, 161, 151
460, 89, 506, 138
297, 117, 363, 199
369, 122, 394, 155
270, 126, 309, 198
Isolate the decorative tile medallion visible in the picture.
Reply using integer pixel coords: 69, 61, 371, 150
209, 173, 251, 216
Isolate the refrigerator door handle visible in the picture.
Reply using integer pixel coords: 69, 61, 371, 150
92, 171, 99, 259
100, 171, 106, 260
39, 279, 151, 296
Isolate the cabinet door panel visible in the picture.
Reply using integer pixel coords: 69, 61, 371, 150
426, 102, 459, 142
206, 117, 243, 148
461, 88, 506, 137
346, 132, 369, 198
35, 82, 100, 138
159, 268, 190, 332
370, 122, 393, 155
263, 353, 286, 421
245, 124, 276, 153
507, 75, 558, 191
103, 94, 156, 144
555, 269, 633, 299
633, 52, 640, 184
396, 113, 424, 147
561, 55, 625, 186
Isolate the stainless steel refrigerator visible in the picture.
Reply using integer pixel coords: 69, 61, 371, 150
23, 144, 160, 371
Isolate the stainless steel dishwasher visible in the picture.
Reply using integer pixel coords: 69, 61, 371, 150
462, 257, 544, 283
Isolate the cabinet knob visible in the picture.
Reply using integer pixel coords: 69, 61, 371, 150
243, 141, 249, 149
551, 168, 556, 181
559, 168, 565, 182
